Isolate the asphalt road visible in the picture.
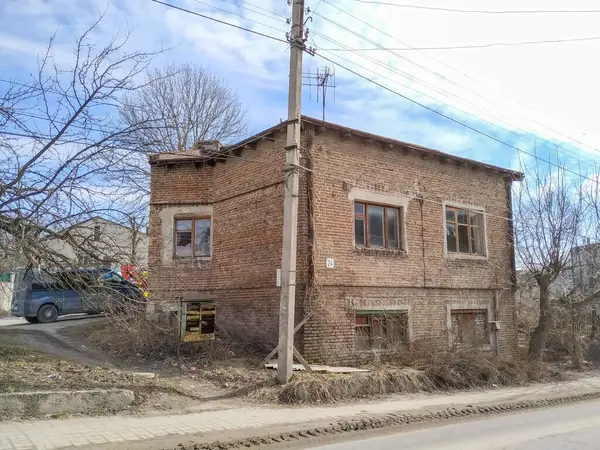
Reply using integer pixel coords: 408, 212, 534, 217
312, 400, 600, 450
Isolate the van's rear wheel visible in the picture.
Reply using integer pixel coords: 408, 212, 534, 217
37, 304, 58, 323
24, 317, 39, 324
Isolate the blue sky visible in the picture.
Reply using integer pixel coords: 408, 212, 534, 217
2, 0, 600, 176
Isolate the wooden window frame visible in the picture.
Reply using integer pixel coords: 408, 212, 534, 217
450, 309, 489, 346
355, 311, 409, 351
174, 216, 212, 258
354, 202, 403, 249
445, 206, 485, 256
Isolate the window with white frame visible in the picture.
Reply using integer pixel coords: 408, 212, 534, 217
445, 206, 485, 256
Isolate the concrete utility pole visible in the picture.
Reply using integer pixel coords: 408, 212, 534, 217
278, 0, 305, 384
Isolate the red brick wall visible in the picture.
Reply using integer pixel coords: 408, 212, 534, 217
148, 125, 518, 363
302, 129, 517, 363
148, 134, 294, 347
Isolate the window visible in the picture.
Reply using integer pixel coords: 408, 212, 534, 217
93, 224, 101, 241
445, 206, 485, 256
354, 202, 401, 249
451, 309, 489, 346
175, 217, 211, 257
355, 311, 409, 351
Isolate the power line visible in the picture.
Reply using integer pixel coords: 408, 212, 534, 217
321, 35, 600, 51
318, 0, 600, 160
312, 49, 597, 183
310, 19, 600, 167
149, 0, 288, 44
220, 0, 288, 19
354, 1, 600, 14
189, 0, 287, 33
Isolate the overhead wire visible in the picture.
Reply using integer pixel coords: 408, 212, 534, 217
189, 0, 288, 33
149, 0, 288, 44
310, 27, 600, 169
311, 49, 598, 183
353, 1, 600, 14
320, 35, 600, 51
315, 0, 600, 162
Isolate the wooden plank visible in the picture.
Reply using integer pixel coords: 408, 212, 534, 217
261, 312, 314, 366
293, 346, 312, 372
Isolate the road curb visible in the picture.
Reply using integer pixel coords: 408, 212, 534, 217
0, 388, 135, 419
176, 390, 600, 449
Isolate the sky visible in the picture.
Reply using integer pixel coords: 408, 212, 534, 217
2, 0, 600, 176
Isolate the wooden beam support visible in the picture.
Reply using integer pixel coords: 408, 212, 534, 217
293, 347, 313, 372
261, 312, 314, 367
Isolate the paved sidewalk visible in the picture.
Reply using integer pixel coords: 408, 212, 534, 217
2, 377, 600, 450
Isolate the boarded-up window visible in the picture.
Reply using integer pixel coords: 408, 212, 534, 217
451, 309, 489, 346
175, 217, 211, 258
355, 311, 409, 351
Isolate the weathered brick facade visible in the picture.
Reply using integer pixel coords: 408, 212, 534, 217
148, 117, 520, 364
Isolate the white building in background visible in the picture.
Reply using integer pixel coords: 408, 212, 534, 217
44, 217, 148, 269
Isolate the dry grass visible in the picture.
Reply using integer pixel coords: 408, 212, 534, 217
258, 349, 565, 405
0, 335, 163, 394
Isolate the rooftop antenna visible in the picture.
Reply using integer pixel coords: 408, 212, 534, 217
302, 65, 335, 121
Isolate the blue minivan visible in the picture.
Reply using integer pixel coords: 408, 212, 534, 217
11, 268, 144, 323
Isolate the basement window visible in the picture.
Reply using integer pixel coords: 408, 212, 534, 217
450, 309, 489, 346
354, 202, 402, 249
355, 311, 409, 351
175, 217, 211, 258
445, 206, 486, 256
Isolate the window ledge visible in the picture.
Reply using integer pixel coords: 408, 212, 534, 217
354, 247, 407, 258
173, 256, 212, 263
446, 252, 488, 261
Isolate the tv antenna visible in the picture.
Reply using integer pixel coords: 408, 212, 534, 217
302, 66, 336, 121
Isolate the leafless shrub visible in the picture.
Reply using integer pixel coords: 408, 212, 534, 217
272, 348, 562, 404
0, 16, 163, 270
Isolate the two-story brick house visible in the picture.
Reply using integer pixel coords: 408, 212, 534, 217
148, 116, 522, 364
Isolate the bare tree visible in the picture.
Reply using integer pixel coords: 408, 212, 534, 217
514, 162, 587, 362
0, 18, 161, 270
117, 64, 249, 197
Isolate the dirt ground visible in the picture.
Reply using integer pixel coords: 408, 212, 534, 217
0, 316, 275, 419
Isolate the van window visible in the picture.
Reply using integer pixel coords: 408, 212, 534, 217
30, 272, 58, 290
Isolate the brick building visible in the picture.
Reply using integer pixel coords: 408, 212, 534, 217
148, 116, 522, 364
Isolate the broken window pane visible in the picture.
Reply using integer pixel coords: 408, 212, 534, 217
458, 224, 470, 253
195, 219, 211, 257
354, 218, 365, 246
471, 213, 485, 256
446, 224, 457, 252
176, 231, 193, 257
355, 325, 370, 351
368, 205, 384, 247
386, 208, 399, 248
355, 312, 409, 352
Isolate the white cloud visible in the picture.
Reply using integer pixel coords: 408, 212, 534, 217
2, 0, 600, 171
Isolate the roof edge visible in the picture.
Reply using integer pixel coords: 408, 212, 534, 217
149, 116, 523, 180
